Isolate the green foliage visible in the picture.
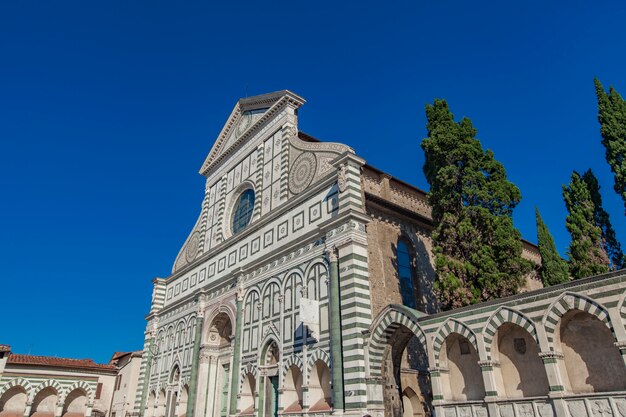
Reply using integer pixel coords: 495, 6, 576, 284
535, 208, 569, 286
563, 171, 610, 279
595, 78, 626, 214
422, 99, 531, 310
582, 170, 625, 270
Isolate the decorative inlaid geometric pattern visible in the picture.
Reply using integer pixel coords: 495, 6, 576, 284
263, 230, 274, 248
288, 152, 316, 195
292, 211, 304, 232
277, 220, 288, 241
309, 202, 322, 223
185, 232, 200, 263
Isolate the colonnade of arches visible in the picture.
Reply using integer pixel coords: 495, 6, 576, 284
369, 293, 626, 417
0, 382, 93, 417
239, 338, 333, 417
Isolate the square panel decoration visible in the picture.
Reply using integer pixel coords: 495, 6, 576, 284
292, 211, 304, 232
309, 201, 322, 223
277, 220, 288, 241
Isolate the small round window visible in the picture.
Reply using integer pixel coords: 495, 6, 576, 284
232, 189, 255, 234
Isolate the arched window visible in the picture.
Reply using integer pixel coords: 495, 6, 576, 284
397, 239, 416, 309
232, 189, 255, 234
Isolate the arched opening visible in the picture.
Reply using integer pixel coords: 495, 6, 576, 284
401, 388, 421, 417
166, 367, 181, 417
205, 312, 233, 346
308, 360, 332, 412
156, 389, 167, 417
381, 326, 430, 417
146, 391, 156, 417
31, 387, 58, 417
282, 365, 303, 412
440, 333, 484, 401
239, 373, 256, 415
0, 386, 28, 417
202, 311, 233, 417
258, 340, 280, 417
491, 323, 548, 398
556, 310, 626, 393
62, 389, 87, 417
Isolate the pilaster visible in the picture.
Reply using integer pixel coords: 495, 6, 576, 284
229, 281, 245, 417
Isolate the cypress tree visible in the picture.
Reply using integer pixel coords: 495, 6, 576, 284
582, 169, 625, 270
595, 78, 626, 214
563, 171, 610, 278
535, 207, 569, 286
422, 99, 531, 309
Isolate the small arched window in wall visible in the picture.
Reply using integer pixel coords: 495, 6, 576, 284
232, 189, 255, 234
397, 239, 417, 309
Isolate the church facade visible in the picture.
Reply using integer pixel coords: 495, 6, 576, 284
131, 91, 626, 417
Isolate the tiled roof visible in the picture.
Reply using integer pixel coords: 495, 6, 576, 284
7, 354, 117, 371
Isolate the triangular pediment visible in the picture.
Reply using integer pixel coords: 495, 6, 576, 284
199, 90, 305, 176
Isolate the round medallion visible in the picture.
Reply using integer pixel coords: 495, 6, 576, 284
289, 152, 317, 194
236, 113, 252, 137
185, 232, 200, 262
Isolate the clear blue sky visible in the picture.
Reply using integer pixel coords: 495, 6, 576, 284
1, 1, 625, 363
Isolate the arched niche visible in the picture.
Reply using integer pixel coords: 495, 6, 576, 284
556, 310, 626, 393
0, 386, 28, 417
239, 373, 256, 415
491, 322, 548, 398
175, 385, 188, 417
62, 389, 88, 417
30, 387, 58, 417
308, 360, 332, 412
439, 333, 484, 401
282, 365, 303, 412
156, 389, 167, 417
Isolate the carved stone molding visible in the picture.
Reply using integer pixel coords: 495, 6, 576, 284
539, 351, 564, 360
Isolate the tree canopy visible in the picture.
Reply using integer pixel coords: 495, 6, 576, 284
595, 78, 626, 214
563, 171, 610, 279
535, 207, 569, 286
422, 99, 531, 309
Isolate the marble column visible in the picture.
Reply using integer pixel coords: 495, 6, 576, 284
326, 246, 345, 411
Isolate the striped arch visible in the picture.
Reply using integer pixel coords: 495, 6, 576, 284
432, 318, 478, 365
61, 380, 93, 402
543, 291, 615, 348
0, 378, 31, 398
482, 306, 539, 359
239, 362, 258, 391
32, 379, 63, 399
306, 349, 331, 383
281, 354, 304, 377
368, 304, 428, 378
618, 291, 626, 329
